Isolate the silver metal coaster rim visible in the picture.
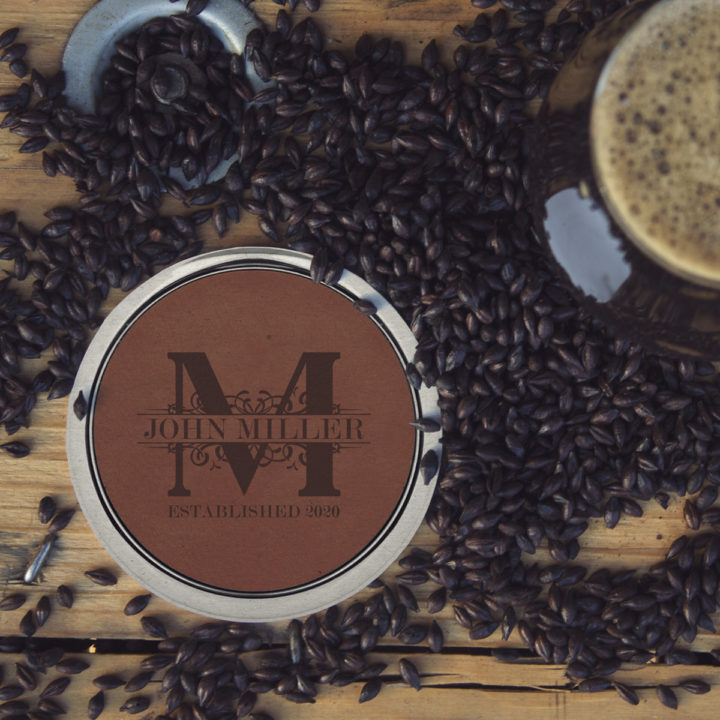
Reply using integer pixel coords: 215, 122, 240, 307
66, 246, 442, 623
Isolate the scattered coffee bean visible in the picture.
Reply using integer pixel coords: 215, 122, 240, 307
0, 441, 29, 458
37, 496, 56, 524
358, 677, 382, 703
0, 685, 23, 701
55, 585, 73, 609
88, 690, 104, 719
92, 675, 124, 691
576, 677, 611, 692
84, 569, 117, 586
140, 615, 168, 639
119, 695, 150, 714
657, 684, 678, 709
0, 699, 29, 715
186, 0, 209, 16
33, 595, 50, 627
428, 619, 444, 653
47, 509, 75, 534
398, 624, 427, 645
0, 594, 26, 611
15, 662, 36, 691
352, 299, 377, 315
39, 677, 71, 699
398, 658, 421, 690
0, 27, 19, 51
38, 697, 66, 715
680, 679, 711, 695
409, 418, 441, 432
39, 697, 66, 715
124, 671, 153, 693
420, 450, 438, 485
123, 594, 151, 616
19, 610, 35, 636
56, 658, 90, 675
73, 392, 88, 420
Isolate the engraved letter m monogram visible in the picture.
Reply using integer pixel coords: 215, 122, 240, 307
166, 352, 341, 498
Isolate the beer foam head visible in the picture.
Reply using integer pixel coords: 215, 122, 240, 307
591, 0, 720, 286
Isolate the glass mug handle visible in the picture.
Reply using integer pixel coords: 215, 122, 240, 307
530, 0, 720, 359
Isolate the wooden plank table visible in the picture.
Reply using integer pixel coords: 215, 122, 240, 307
0, 0, 718, 718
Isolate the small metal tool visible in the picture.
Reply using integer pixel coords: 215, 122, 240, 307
22, 532, 57, 584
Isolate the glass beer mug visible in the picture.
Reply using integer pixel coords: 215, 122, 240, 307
530, 0, 720, 358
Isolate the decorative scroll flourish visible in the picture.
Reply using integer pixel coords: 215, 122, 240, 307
171, 441, 310, 471
166, 387, 305, 415
228, 389, 302, 415
187, 443, 227, 470
167, 389, 342, 416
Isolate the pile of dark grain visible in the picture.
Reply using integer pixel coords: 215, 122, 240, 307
0, 0, 719, 716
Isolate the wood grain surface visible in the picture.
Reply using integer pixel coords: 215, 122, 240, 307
0, 0, 718, 718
